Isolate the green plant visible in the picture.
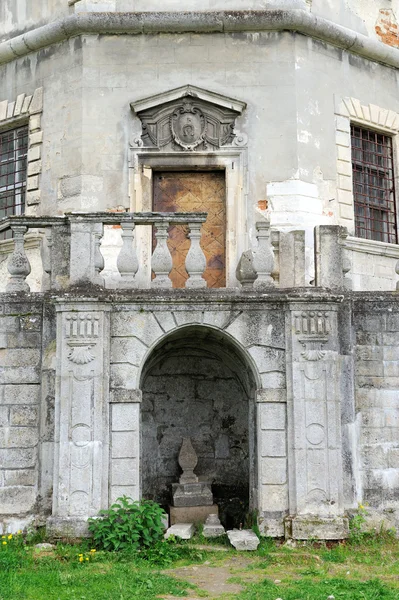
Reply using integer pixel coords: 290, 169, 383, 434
349, 503, 368, 544
0, 531, 26, 572
88, 496, 166, 552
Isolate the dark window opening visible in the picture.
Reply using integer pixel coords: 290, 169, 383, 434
351, 124, 397, 244
0, 126, 28, 240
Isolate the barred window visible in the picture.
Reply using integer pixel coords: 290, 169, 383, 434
351, 125, 397, 244
0, 126, 28, 239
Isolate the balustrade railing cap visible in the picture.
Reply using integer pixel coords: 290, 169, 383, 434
66, 211, 207, 224
0, 212, 208, 233
0, 215, 67, 232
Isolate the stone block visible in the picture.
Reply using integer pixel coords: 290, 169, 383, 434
111, 459, 137, 486
0, 448, 36, 469
0, 317, 18, 333
203, 514, 225, 538
110, 389, 142, 403
0, 486, 36, 514
260, 372, 286, 389
111, 431, 138, 458
261, 457, 287, 484
0, 367, 40, 385
261, 431, 286, 457
110, 337, 147, 367
256, 389, 286, 403
248, 346, 285, 373
0, 427, 39, 449
111, 312, 163, 345
227, 529, 260, 550
164, 523, 195, 540
110, 364, 139, 390
0, 406, 9, 426
172, 482, 213, 507
170, 504, 218, 525
4, 469, 36, 486
10, 406, 38, 426
260, 403, 286, 430
259, 484, 288, 512
258, 513, 285, 537
112, 404, 139, 431
290, 516, 349, 540
110, 486, 138, 504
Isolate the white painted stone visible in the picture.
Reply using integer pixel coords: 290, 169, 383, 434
164, 523, 195, 540
227, 529, 260, 550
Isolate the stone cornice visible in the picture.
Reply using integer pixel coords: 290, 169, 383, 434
1, 10, 399, 69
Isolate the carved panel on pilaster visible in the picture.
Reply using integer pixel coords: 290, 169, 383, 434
54, 306, 110, 520
288, 305, 344, 519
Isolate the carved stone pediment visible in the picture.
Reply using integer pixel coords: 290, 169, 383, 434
131, 85, 247, 151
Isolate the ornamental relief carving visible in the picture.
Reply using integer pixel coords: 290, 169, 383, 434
65, 314, 100, 365
131, 86, 247, 151
294, 311, 331, 361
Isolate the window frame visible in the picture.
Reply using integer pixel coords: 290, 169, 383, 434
0, 124, 29, 222
335, 95, 399, 246
350, 123, 397, 244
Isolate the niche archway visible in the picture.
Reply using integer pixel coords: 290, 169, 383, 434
139, 325, 258, 528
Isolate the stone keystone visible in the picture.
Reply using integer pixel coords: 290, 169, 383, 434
227, 529, 260, 550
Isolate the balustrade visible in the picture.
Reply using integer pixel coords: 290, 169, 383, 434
0, 212, 208, 292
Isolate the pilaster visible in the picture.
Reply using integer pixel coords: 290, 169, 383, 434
48, 301, 111, 537
285, 304, 349, 539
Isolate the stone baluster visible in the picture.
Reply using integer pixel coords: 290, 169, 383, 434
93, 227, 105, 286
41, 228, 52, 276
40, 228, 52, 291
253, 221, 275, 289
236, 249, 257, 289
151, 221, 173, 288
117, 222, 139, 288
6, 226, 31, 292
270, 230, 280, 285
185, 222, 207, 288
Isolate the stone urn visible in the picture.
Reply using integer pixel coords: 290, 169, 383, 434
178, 437, 198, 484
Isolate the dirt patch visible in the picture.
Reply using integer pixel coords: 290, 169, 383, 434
162, 555, 259, 598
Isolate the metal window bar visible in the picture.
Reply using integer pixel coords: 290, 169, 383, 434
0, 126, 28, 240
351, 124, 397, 244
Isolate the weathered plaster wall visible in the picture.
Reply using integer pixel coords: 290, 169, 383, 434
0, 0, 68, 43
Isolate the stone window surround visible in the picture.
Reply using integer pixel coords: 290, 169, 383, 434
129, 148, 248, 288
0, 88, 44, 258
334, 95, 399, 258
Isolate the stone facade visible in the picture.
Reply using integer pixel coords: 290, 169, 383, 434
2, 2, 399, 539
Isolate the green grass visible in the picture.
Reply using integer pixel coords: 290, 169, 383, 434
1, 530, 399, 599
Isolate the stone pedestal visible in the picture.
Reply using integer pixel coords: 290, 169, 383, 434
172, 482, 213, 507
286, 515, 349, 540
170, 504, 218, 525
203, 514, 225, 537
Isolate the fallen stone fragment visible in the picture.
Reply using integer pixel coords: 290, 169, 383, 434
203, 514, 225, 538
34, 543, 55, 551
226, 529, 260, 550
164, 523, 195, 540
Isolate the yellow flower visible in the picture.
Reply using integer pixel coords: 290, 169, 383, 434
79, 556, 83, 562
7, 535, 12, 540
359, 504, 364, 509
1, 536, 5, 539
86, 557, 89, 561
78, 553, 83, 557
90, 549, 96, 553
17, 530, 22, 535
2, 542, 6, 545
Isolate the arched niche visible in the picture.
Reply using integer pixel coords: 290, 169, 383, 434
139, 324, 259, 528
